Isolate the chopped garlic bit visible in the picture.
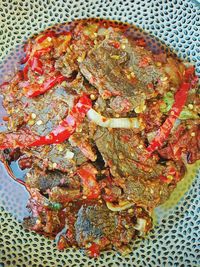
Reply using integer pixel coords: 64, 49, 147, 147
31, 113, 36, 119
28, 120, 35, 126
64, 150, 74, 159
188, 104, 193, 110
191, 132, 195, 137
121, 38, 128, 44
160, 76, 168, 82
90, 94, 97, 100
110, 55, 120, 60
36, 120, 43, 125
134, 101, 146, 113
77, 51, 86, 63
57, 144, 64, 152
52, 162, 57, 169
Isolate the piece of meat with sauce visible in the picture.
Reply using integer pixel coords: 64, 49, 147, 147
94, 127, 163, 179
25, 167, 81, 193
3, 84, 75, 135
79, 29, 170, 113
23, 141, 88, 173
75, 204, 138, 253
120, 176, 175, 208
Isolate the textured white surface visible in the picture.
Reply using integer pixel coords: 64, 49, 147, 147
0, 0, 200, 266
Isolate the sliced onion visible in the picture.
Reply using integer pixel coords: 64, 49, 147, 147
106, 201, 134, 212
134, 218, 147, 233
87, 108, 141, 129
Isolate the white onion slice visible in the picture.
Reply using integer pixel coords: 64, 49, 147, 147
106, 201, 134, 212
87, 108, 140, 129
134, 218, 147, 233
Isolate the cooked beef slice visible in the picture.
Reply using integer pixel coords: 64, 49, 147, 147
25, 167, 81, 192
75, 204, 136, 248
120, 176, 173, 208
75, 205, 115, 246
2, 81, 76, 134
20, 87, 74, 136
94, 127, 163, 179
23, 141, 87, 173
79, 30, 168, 112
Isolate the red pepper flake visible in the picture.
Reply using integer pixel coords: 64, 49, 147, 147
66, 230, 73, 239
102, 90, 112, 99
139, 56, 151, 68
57, 236, 67, 251
88, 243, 100, 258
30, 57, 44, 75
2, 116, 9, 121
159, 175, 172, 183
77, 164, 100, 199
108, 40, 120, 49
147, 83, 154, 89
135, 38, 146, 47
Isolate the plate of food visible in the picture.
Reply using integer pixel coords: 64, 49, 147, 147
0, 1, 199, 267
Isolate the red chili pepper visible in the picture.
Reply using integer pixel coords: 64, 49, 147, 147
23, 63, 30, 80
147, 82, 190, 154
77, 164, 100, 199
36, 31, 56, 43
30, 57, 44, 75
30, 95, 92, 146
88, 243, 100, 258
34, 47, 52, 57
57, 236, 67, 251
21, 41, 32, 64
135, 38, 146, 47
23, 73, 67, 97
146, 66, 197, 155
109, 40, 120, 49
184, 66, 195, 82
0, 95, 92, 149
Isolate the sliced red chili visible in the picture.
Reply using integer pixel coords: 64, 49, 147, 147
135, 38, 146, 47
88, 243, 100, 258
30, 57, 44, 75
34, 47, 52, 57
23, 73, 67, 97
77, 164, 100, 199
146, 65, 196, 155
0, 95, 92, 149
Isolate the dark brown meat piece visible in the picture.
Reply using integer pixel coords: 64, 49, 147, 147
94, 127, 163, 179
75, 204, 136, 250
25, 167, 81, 192
2, 81, 75, 134
75, 204, 115, 245
23, 141, 88, 173
121, 176, 174, 208
79, 30, 168, 112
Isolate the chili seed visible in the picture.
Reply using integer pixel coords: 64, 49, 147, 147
31, 113, 36, 119
36, 120, 43, 125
